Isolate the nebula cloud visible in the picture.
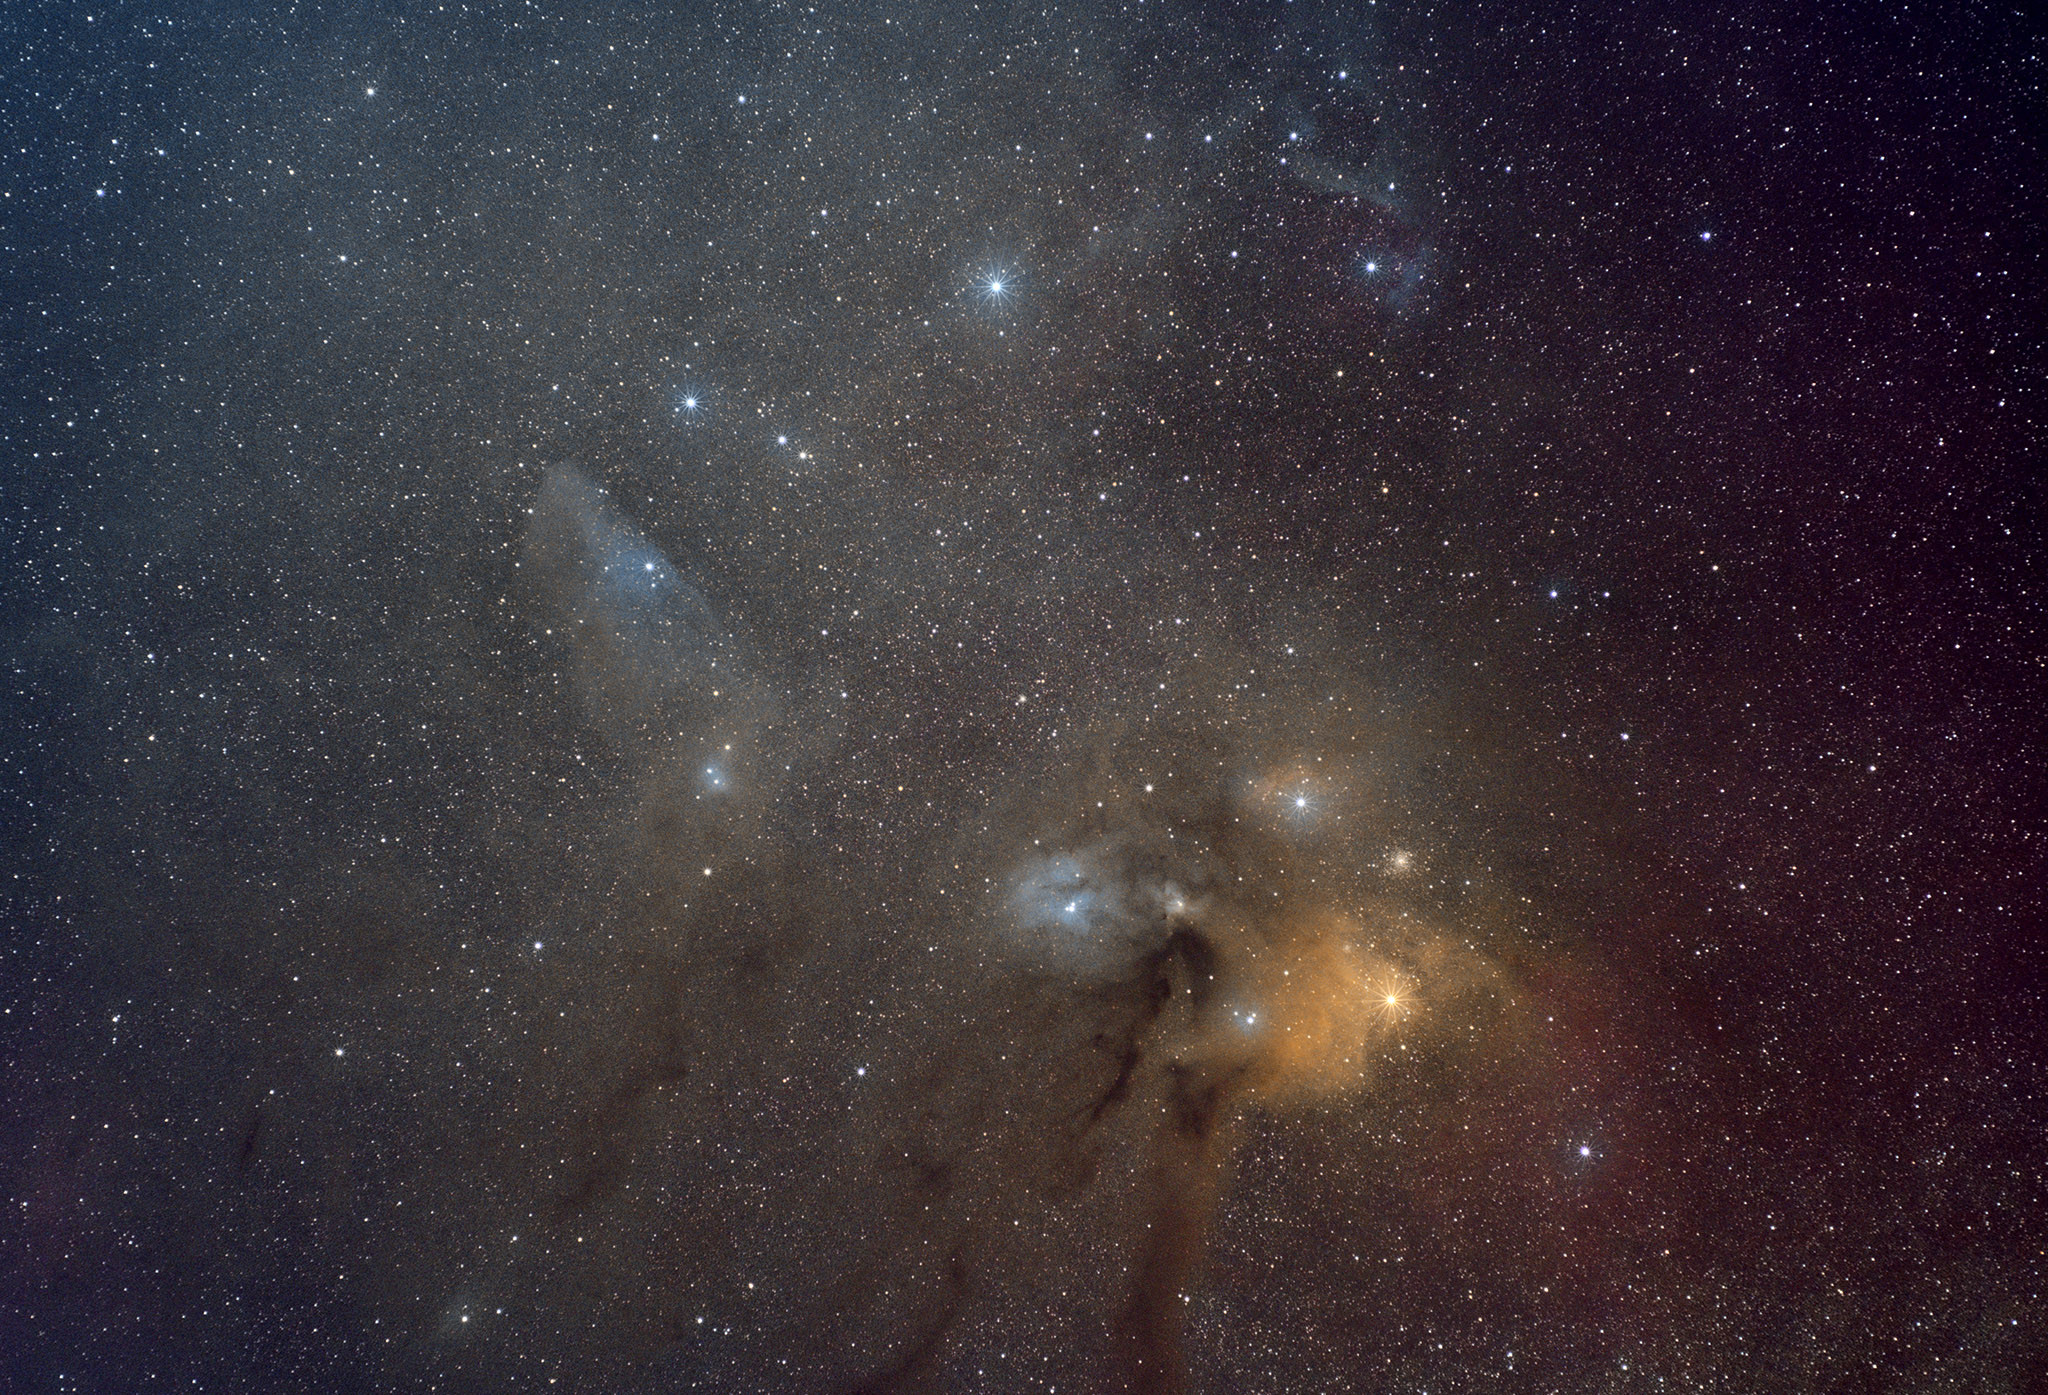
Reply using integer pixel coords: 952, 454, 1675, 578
514, 478, 1514, 1392
12, 4, 2024, 1392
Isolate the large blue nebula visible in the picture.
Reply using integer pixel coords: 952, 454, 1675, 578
1010, 853, 1111, 936
529, 465, 728, 722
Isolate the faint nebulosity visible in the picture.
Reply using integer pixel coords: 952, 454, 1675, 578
1, 1, 2041, 1392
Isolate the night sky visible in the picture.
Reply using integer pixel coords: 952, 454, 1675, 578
3, 1, 2043, 1390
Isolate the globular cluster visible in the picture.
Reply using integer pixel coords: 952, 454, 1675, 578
1, 1, 2041, 1392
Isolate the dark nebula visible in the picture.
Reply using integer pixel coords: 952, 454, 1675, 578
2, 1, 2041, 1392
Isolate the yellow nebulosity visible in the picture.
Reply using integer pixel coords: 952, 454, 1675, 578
1207, 919, 1420, 1099
1188, 903, 1507, 1108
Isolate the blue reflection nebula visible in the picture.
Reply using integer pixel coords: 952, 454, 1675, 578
1011, 853, 1106, 935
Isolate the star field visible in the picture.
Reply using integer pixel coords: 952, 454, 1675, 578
1, 2, 2042, 1392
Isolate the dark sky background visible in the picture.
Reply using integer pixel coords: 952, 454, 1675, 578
3, 1, 2043, 1391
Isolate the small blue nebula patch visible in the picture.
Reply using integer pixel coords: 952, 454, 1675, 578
1010, 853, 1109, 936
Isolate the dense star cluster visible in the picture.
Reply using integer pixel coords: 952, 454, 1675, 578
2, 1, 2042, 1391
